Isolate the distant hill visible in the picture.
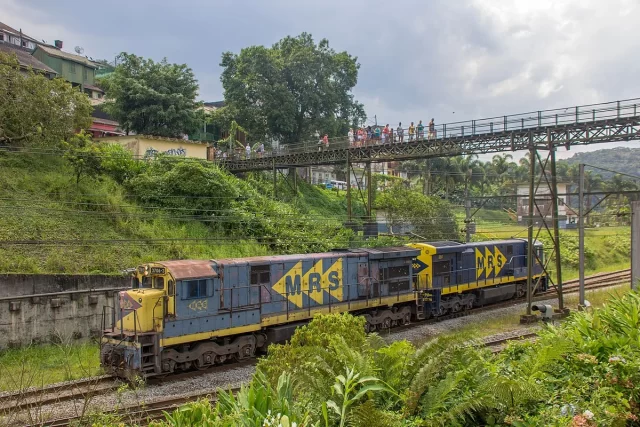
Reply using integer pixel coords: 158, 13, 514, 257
561, 147, 640, 178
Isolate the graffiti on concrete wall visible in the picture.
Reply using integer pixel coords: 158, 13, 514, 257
144, 147, 187, 159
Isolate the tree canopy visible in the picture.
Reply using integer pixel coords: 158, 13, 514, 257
0, 52, 92, 147
220, 33, 366, 144
100, 53, 200, 138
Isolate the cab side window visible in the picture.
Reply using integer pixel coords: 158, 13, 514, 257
185, 279, 208, 299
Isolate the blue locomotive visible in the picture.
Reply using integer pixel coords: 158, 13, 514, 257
100, 239, 545, 378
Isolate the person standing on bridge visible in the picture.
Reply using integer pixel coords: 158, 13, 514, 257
348, 128, 354, 145
409, 122, 415, 142
382, 124, 390, 144
245, 143, 251, 159
257, 142, 264, 158
428, 118, 436, 140
396, 122, 404, 143
323, 134, 329, 150
417, 120, 425, 140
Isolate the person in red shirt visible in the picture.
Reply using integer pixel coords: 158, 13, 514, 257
382, 124, 390, 144
323, 134, 329, 149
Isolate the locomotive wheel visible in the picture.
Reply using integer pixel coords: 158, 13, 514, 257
516, 284, 526, 298
382, 317, 391, 329
236, 344, 253, 361
403, 312, 410, 325
364, 322, 372, 333
195, 352, 214, 370
452, 302, 461, 313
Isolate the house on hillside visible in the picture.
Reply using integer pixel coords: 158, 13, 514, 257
32, 45, 104, 100
95, 135, 210, 160
0, 43, 57, 78
88, 105, 124, 138
0, 22, 39, 51
516, 182, 577, 228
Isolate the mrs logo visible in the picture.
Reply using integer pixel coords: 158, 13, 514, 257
188, 299, 208, 311
475, 246, 506, 279
273, 259, 343, 308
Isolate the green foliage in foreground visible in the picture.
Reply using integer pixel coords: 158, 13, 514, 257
147, 293, 640, 426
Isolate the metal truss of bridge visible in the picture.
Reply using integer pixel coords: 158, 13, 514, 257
220, 97, 640, 321
221, 98, 640, 172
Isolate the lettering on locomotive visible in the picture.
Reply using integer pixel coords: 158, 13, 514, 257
150, 267, 166, 275
274, 258, 343, 308
475, 246, 506, 279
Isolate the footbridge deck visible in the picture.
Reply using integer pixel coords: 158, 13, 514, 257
220, 98, 640, 172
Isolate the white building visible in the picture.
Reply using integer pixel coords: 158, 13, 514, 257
516, 182, 577, 228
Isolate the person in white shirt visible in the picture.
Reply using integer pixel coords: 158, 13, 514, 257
245, 143, 251, 159
348, 128, 354, 145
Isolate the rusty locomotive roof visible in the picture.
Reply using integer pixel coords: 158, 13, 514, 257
157, 247, 420, 278
157, 260, 217, 280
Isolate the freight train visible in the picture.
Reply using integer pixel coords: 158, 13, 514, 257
100, 239, 546, 378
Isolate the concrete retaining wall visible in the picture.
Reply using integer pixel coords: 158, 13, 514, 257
0, 274, 128, 349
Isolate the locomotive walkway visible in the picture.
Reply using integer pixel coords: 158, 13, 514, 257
220, 98, 640, 172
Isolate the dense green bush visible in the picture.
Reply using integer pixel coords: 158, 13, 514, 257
148, 292, 640, 426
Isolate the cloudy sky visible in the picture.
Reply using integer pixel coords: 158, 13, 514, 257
4, 0, 640, 159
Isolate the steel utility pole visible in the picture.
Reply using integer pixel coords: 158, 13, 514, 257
632, 200, 640, 291
578, 163, 586, 306
464, 170, 472, 243
549, 145, 564, 310
346, 151, 352, 221
525, 146, 535, 317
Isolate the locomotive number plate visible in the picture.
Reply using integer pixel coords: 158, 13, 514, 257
150, 267, 166, 275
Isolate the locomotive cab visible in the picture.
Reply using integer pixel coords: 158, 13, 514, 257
101, 263, 174, 377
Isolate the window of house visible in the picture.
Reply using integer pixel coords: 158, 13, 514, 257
185, 279, 207, 299
70, 63, 76, 73
0, 33, 4, 41
83, 68, 88, 81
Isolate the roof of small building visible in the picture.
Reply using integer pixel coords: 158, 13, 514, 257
0, 22, 39, 43
83, 83, 104, 92
0, 43, 57, 74
35, 44, 97, 68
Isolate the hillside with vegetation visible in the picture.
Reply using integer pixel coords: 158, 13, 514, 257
0, 149, 377, 274
561, 146, 640, 178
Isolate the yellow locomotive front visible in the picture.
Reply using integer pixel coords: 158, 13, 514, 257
100, 264, 174, 377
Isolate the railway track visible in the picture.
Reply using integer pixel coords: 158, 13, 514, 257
35, 387, 242, 427
4, 269, 629, 425
0, 376, 120, 415
537, 269, 630, 299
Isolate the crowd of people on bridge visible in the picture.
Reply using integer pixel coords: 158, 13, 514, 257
345, 119, 436, 147
218, 117, 438, 160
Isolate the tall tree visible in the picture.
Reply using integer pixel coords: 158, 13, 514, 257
220, 33, 366, 144
100, 53, 200, 138
0, 52, 92, 146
